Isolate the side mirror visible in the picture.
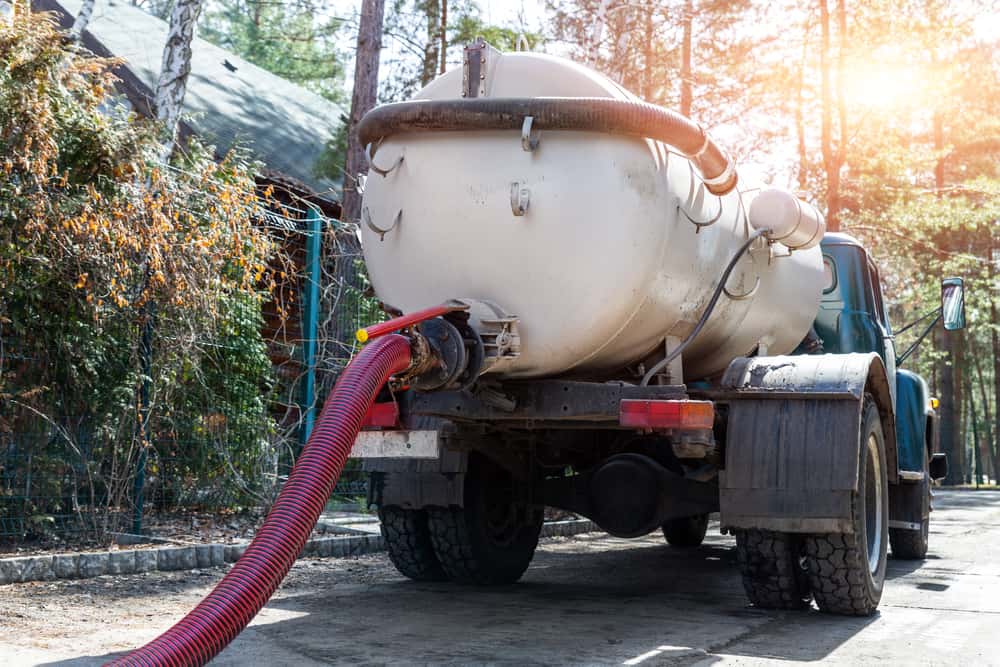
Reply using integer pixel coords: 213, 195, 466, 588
941, 277, 966, 331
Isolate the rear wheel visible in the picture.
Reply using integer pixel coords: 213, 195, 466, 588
662, 513, 709, 548
803, 396, 888, 616
426, 454, 543, 585
735, 529, 811, 610
379, 506, 447, 582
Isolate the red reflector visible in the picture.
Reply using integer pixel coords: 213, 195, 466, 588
619, 399, 714, 430
362, 401, 400, 428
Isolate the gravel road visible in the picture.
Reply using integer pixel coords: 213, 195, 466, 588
2, 488, 999, 666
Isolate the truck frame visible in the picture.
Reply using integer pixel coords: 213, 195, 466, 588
354, 231, 960, 616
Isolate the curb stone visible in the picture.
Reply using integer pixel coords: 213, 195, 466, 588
0, 518, 599, 585
79, 552, 108, 578
53, 554, 79, 578
108, 551, 136, 575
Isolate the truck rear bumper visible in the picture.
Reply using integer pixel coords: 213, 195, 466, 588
351, 430, 441, 459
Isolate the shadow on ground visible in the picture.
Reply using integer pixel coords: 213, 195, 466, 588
46, 531, 896, 666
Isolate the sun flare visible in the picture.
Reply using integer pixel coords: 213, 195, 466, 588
842, 63, 924, 110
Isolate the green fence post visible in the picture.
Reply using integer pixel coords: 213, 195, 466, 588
300, 207, 322, 446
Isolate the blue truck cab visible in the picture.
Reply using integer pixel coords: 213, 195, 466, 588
809, 232, 954, 559
814, 232, 934, 475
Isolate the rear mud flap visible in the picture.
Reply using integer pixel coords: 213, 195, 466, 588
721, 398, 860, 533
717, 353, 895, 534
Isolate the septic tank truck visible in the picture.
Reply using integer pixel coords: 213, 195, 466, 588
349, 40, 965, 617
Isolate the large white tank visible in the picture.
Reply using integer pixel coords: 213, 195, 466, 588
360, 50, 824, 380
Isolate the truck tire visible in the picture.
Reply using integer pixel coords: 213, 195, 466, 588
803, 396, 888, 616
426, 455, 543, 585
889, 450, 930, 560
378, 506, 448, 582
734, 529, 811, 610
662, 513, 709, 548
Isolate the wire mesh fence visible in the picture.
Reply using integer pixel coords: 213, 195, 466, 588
0, 205, 383, 545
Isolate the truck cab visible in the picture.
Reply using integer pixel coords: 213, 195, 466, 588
812, 232, 949, 556
815, 233, 945, 473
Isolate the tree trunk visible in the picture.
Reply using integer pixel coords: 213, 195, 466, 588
155, 0, 203, 160
341, 0, 386, 225
974, 351, 995, 482
71, 0, 97, 40
955, 328, 967, 483
679, 0, 693, 117
835, 0, 847, 200
328, 0, 386, 377
933, 111, 945, 191
940, 331, 961, 485
640, 0, 654, 100
969, 376, 981, 485
420, 0, 440, 86
992, 235, 1000, 480
819, 0, 842, 231
439, 0, 447, 75
588, 0, 612, 66
795, 25, 809, 192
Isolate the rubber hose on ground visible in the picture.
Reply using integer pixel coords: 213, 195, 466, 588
357, 97, 738, 195
109, 334, 412, 667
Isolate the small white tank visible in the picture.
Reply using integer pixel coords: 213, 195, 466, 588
360, 51, 824, 380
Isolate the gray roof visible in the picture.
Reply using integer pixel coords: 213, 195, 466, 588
54, 0, 343, 198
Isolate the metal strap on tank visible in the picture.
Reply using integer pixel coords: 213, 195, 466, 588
679, 197, 723, 231
700, 153, 736, 189
365, 142, 404, 177
363, 207, 402, 241
722, 274, 760, 301
722, 233, 762, 300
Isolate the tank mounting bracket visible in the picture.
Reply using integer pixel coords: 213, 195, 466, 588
462, 37, 501, 98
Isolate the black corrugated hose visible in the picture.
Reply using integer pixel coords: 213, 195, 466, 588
357, 97, 738, 195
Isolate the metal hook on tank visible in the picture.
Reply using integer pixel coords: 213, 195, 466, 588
365, 142, 404, 177
722, 250, 760, 301
363, 207, 402, 241
510, 182, 531, 216
521, 116, 540, 152
679, 197, 723, 232
723, 275, 760, 301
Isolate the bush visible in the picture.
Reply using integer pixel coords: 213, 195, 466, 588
0, 9, 283, 538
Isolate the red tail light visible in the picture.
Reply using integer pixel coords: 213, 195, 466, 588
619, 399, 714, 430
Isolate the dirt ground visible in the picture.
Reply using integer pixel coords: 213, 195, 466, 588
2, 488, 999, 666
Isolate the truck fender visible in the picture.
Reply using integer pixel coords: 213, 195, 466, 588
718, 352, 897, 534
894, 369, 931, 474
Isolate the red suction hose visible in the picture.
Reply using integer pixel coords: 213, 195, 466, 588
109, 334, 412, 667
